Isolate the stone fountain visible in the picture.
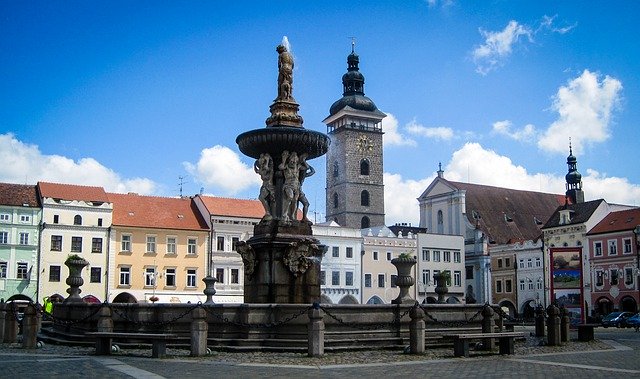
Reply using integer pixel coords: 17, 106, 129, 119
236, 41, 330, 304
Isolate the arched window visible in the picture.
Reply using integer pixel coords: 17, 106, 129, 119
437, 210, 443, 234
360, 159, 370, 175
333, 162, 339, 177
74, 215, 82, 225
361, 216, 370, 229
360, 190, 370, 206
333, 193, 339, 208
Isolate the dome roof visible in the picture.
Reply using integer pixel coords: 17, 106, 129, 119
565, 170, 582, 183
328, 48, 380, 116
329, 94, 378, 116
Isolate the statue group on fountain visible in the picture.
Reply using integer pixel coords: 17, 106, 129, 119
254, 150, 314, 224
277, 44, 293, 101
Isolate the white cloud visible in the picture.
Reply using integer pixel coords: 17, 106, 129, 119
491, 120, 536, 141
426, 0, 454, 8
384, 172, 434, 226
184, 145, 259, 195
406, 119, 454, 140
472, 20, 532, 75
537, 69, 622, 155
381, 113, 417, 147
0, 133, 156, 194
539, 15, 577, 34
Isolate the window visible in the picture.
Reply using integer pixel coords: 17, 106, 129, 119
465, 266, 474, 280
121, 235, 131, 252
320, 270, 326, 285
519, 259, 525, 269
216, 268, 225, 284
188, 238, 197, 255
443, 251, 451, 262
49, 265, 61, 282
20, 214, 31, 223
505, 279, 512, 293
119, 267, 131, 286
361, 216, 370, 229
0, 214, 9, 222
444, 270, 451, 286
391, 274, 397, 288
527, 258, 532, 268
333, 162, 339, 178
595, 270, 604, 287
386, 252, 392, 261
535, 257, 541, 268
625, 268, 634, 285
437, 210, 443, 233
333, 193, 339, 208
345, 271, 353, 286
232, 237, 239, 252
145, 267, 156, 287
231, 269, 239, 284
422, 270, 430, 286
377, 274, 385, 288
186, 269, 197, 287
146, 235, 156, 253
0, 231, 7, 244
217, 236, 225, 251
623, 238, 632, 254
528, 280, 534, 290
17, 262, 28, 279
505, 258, 511, 268
73, 215, 82, 225
519, 279, 525, 291
454, 271, 461, 287
536, 279, 543, 290
167, 237, 177, 254
19, 232, 29, 245
51, 235, 62, 251
92, 238, 103, 253
364, 273, 372, 287
496, 279, 503, 293
53, 215, 59, 224
422, 249, 430, 261
71, 236, 82, 252
332, 271, 340, 286
594, 242, 603, 256
497, 259, 503, 268
453, 251, 461, 263
97, 218, 103, 227
90, 267, 101, 283
360, 159, 370, 175
608, 240, 617, 255
433, 250, 441, 262
0, 262, 6, 278
332, 246, 339, 258
166, 268, 176, 287
346, 247, 353, 259
610, 269, 619, 286
373, 251, 379, 260
360, 190, 370, 207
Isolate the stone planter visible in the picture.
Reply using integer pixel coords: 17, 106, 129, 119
434, 272, 449, 303
64, 257, 89, 303
391, 257, 416, 304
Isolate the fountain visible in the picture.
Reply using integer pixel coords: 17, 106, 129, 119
236, 40, 330, 304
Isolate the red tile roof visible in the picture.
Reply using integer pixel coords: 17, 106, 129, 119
588, 207, 640, 235
0, 183, 39, 207
37, 182, 109, 203
109, 193, 209, 231
197, 195, 265, 219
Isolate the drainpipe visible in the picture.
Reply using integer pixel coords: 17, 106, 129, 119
105, 226, 111, 302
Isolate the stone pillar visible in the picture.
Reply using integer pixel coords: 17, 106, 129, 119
535, 305, 545, 337
4, 302, 18, 343
546, 304, 561, 346
97, 306, 114, 332
409, 305, 425, 354
0, 300, 6, 343
22, 304, 39, 349
560, 307, 570, 343
190, 307, 208, 357
496, 313, 504, 332
307, 304, 324, 357
481, 305, 495, 350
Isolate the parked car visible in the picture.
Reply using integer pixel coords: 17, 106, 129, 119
601, 311, 634, 328
624, 313, 640, 331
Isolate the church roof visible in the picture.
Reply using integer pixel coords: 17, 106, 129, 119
587, 207, 640, 235
446, 180, 566, 244
542, 199, 606, 229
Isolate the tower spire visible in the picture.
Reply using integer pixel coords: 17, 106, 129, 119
565, 138, 584, 203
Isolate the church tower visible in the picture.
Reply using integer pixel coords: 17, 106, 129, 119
323, 44, 386, 229
565, 141, 584, 204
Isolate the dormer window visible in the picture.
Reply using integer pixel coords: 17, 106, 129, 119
558, 209, 573, 225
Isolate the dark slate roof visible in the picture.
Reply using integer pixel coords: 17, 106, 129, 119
542, 199, 605, 229
447, 180, 566, 244
0, 182, 40, 207
587, 207, 640, 235
388, 224, 427, 236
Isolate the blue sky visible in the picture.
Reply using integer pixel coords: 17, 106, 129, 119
1, 1, 638, 225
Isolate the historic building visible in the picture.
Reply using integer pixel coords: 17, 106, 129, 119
0, 183, 40, 302
108, 193, 209, 303
37, 182, 112, 302
586, 208, 640, 315
514, 239, 545, 317
490, 246, 517, 314
324, 45, 386, 229
415, 231, 465, 304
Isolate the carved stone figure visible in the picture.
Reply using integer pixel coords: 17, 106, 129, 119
277, 44, 294, 100
283, 238, 321, 277
279, 150, 300, 222
254, 153, 275, 220
236, 241, 256, 278
297, 153, 315, 223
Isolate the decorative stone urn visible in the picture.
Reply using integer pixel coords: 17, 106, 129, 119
64, 255, 89, 303
434, 272, 450, 304
202, 276, 218, 304
391, 256, 417, 304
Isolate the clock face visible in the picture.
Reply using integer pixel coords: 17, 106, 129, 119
356, 135, 373, 152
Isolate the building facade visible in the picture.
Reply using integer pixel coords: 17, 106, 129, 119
514, 240, 545, 317
415, 232, 465, 304
490, 246, 517, 315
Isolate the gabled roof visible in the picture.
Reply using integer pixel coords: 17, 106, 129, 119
197, 195, 264, 219
0, 183, 39, 207
543, 199, 606, 229
587, 207, 640, 235
109, 193, 209, 231
37, 182, 109, 203
447, 180, 566, 244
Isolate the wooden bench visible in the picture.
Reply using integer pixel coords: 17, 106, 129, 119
577, 323, 599, 342
86, 332, 177, 358
442, 332, 526, 357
